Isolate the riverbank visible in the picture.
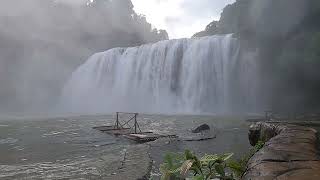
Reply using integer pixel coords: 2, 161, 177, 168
244, 122, 320, 179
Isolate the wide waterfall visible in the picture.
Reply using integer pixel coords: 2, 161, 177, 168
61, 34, 260, 114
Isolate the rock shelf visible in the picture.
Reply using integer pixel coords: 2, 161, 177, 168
244, 122, 320, 180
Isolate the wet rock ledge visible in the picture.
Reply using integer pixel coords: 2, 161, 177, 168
244, 122, 320, 180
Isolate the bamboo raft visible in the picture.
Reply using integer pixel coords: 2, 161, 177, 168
93, 112, 176, 143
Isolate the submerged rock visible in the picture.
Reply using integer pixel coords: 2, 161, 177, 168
192, 124, 210, 133
182, 124, 215, 141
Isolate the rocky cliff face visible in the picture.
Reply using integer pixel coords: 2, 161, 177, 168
245, 122, 320, 179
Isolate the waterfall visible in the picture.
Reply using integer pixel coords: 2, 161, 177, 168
61, 34, 260, 114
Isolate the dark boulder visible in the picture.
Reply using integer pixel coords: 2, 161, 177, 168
248, 123, 261, 146
192, 124, 210, 133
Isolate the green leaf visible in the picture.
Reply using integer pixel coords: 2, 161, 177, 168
227, 160, 245, 178
180, 160, 194, 177
200, 154, 219, 163
221, 153, 234, 161
192, 175, 205, 180
170, 167, 181, 174
185, 149, 195, 160
215, 164, 225, 177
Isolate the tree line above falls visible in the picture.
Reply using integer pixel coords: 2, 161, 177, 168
194, 0, 320, 113
0, 0, 168, 112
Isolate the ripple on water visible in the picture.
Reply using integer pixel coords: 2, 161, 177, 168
12, 146, 25, 151
0, 138, 18, 144
0, 159, 100, 179
42, 131, 64, 137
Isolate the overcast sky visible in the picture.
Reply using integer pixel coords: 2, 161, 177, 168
131, 0, 235, 39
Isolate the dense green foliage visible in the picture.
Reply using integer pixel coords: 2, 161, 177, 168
160, 150, 235, 180
160, 141, 265, 180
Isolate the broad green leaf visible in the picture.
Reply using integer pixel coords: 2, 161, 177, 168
215, 164, 225, 177
169, 167, 181, 174
180, 160, 194, 177
191, 175, 205, 180
185, 150, 195, 160
200, 155, 218, 167
221, 153, 234, 161
200, 154, 219, 162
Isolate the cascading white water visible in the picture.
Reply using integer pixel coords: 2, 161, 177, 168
61, 34, 259, 114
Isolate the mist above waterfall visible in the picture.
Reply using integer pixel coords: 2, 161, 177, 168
0, 0, 318, 115
0, 0, 167, 114
61, 35, 260, 114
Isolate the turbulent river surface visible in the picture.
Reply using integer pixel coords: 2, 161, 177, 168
0, 114, 251, 179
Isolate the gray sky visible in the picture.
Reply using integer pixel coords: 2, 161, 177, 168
131, 0, 235, 39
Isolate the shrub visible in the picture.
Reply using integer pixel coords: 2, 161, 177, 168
160, 150, 235, 180
160, 141, 265, 180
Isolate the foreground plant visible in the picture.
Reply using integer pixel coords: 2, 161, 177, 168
221, 141, 266, 178
160, 141, 265, 180
160, 150, 235, 180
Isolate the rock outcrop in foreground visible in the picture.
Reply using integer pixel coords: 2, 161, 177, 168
244, 122, 320, 180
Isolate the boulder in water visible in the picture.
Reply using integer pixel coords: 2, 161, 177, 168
192, 124, 210, 133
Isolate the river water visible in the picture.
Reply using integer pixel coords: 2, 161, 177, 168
0, 114, 251, 179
